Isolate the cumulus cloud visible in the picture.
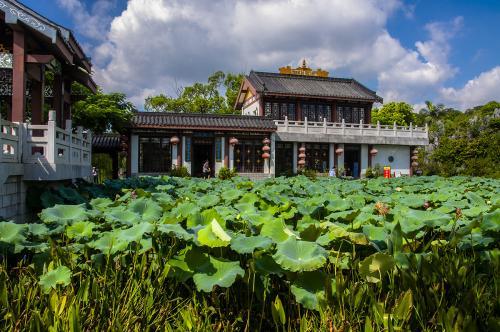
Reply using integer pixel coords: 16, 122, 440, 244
440, 66, 500, 109
58, 0, 472, 109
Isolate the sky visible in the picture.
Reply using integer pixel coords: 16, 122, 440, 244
21, 0, 500, 111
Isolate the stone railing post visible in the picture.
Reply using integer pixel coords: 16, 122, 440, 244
66, 119, 72, 165
409, 122, 413, 137
425, 123, 428, 133
323, 117, 327, 133
393, 121, 397, 137
47, 110, 57, 164
341, 118, 345, 135
360, 119, 363, 135
377, 121, 380, 136
284, 116, 289, 132
77, 126, 83, 165
304, 117, 308, 133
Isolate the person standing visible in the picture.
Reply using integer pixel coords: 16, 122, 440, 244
92, 166, 98, 183
202, 160, 211, 178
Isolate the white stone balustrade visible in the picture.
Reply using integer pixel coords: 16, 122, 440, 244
0, 118, 22, 164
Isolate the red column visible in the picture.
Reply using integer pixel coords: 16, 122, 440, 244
11, 29, 25, 122
31, 70, 44, 124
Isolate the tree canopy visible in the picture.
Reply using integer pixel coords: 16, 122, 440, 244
72, 92, 136, 134
371, 102, 416, 126
144, 71, 244, 114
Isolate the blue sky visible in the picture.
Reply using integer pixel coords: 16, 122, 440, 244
21, 0, 500, 110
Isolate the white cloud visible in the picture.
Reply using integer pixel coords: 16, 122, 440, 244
440, 66, 500, 109
57, 0, 469, 109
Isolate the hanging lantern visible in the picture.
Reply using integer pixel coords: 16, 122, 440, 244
262, 152, 270, 159
298, 153, 306, 159
262, 138, 271, 145
262, 145, 271, 152
335, 147, 344, 155
370, 148, 378, 156
411, 155, 419, 161
411, 161, 419, 168
229, 137, 239, 146
299, 146, 306, 153
298, 159, 306, 166
170, 136, 180, 145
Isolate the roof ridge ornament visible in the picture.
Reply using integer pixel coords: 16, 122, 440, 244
279, 59, 329, 77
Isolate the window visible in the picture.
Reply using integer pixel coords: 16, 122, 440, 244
264, 102, 297, 120
305, 143, 329, 172
336, 106, 366, 123
139, 137, 171, 173
301, 103, 331, 122
234, 139, 264, 173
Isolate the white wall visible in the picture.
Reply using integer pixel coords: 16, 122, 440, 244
372, 145, 410, 176
242, 102, 260, 116
130, 135, 139, 176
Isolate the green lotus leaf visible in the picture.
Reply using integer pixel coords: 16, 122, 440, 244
222, 189, 244, 202
253, 254, 285, 276
315, 224, 349, 246
66, 221, 95, 239
359, 252, 395, 283
172, 202, 200, 221
0, 221, 27, 245
17, 241, 49, 253
118, 223, 154, 242
272, 237, 327, 272
88, 232, 129, 255
481, 210, 500, 232
57, 187, 86, 204
105, 209, 140, 225
196, 194, 220, 208
40, 191, 64, 208
230, 234, 273, 254
395, 209, 451, 236
187, 208, 224, 229
39, 265, 72, 294
157, 223, 194, 241
291, 271, 327, 311
28, 223, 50, 238
189, 254, 244, 292
127, 198, 163, 223
139, 238, 153, 254
197, 219, 231, 248
325, 198, 351, 212
362, 225, 388, 242
90, 197, 114, 211
39, 204, 89, 225
466, 192, 486, 207
260, 219, 295, 243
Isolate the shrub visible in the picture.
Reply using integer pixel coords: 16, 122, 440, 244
365, 167, 374, 178
218, 167, 237, 180
170, 166, 190, 178
298, 168, 317, 180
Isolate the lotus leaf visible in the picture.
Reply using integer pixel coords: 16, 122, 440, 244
290, 271, 327, 311
260, 219, 294, 243
89, 232, 129, 255
39, 204, 89, 225
90, 197, 114, 211
0, 221, 27, 246
359, 252, 395, 283
481, 210, 500, 232
127, 198, 163, 223
273, 237, 327, 272
66, 221, 95, 239
28, 223, 50, 238
363, 225, 388, 242
105, 210, 140, 225
230, 234, 272, 254
39, 265, 72, 294
197, 219, 231, 247
157, 223, 193, 241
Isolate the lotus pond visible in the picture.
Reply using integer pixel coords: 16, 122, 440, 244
1, 175, 499, 331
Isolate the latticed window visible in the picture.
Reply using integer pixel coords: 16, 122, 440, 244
301, 103, 331, 122
139, 137, 171, 173
264, 102, 272, 117
305, 143, 329, 172
234, 139, 264, 173
264, 102, 296, 120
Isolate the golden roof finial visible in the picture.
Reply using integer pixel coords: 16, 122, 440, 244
279, 59, 329, 77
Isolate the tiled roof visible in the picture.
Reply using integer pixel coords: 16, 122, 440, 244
131, 112, 277, 132
92, 134, 121, 151
247, 71, 383, 102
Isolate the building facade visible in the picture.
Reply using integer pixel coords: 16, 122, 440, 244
127, 62, 428, 179
0, 0, 95, 220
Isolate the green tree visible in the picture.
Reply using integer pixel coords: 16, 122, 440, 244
371, 102, 416, 126
144, 71, 244, 114
72, 92, 136, 134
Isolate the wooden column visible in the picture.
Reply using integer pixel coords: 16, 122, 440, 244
53, 74, 63, 126
296, 101, 302, 121
11, 29, 25, 122
30, 70, 44, 124
332, 101, 337, 122
112, 152, 119, 179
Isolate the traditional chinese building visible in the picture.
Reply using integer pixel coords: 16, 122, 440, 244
0, 0, 95, 220
126, 61, 428, 179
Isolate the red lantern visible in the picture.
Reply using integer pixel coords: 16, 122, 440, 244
298, 153, 306, 159
335, 148, 344, 155
229, 137, 239, 146
299, 146, 306, 153
170, 136, 180, 145
262, 152, 270, 159
411, 161, 419, 168
298, 159, 306, 166
370, 148, 378, 156
411, 155, 419, 161
262, 145, 271, 152
262, 138, 271, 145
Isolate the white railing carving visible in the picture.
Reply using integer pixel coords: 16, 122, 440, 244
274, 117, 428, 139
0, 118, 21, 163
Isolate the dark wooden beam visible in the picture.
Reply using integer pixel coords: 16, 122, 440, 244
25, 54, 55, 64
11, 29, 25, 122
31, 74, 44, 124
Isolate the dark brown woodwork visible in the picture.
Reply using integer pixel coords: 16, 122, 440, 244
331, 100, 337, 122
177, 136, 182, 167
52, 74, 63, 126
296, 101, 301, 121
55, 37, 73, 64
224, 136, 229, 167
333, 143, 338, 171
112, 152, 119, 179
31, 75, 44, 124
11, 29, 25, 122
25, 54, 55, 64
126, 133, 132, 177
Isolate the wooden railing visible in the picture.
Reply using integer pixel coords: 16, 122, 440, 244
274, 117, 428, 139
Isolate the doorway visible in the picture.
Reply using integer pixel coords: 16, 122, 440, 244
344, 145, 361, 178
192, 138, 214, 177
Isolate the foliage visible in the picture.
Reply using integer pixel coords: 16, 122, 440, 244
217, 167, 237, 180
298, 168, 317, 180
371, 101, 416, 126
365, 167, 374, 178
170, 165, 191, 178
416, 101, 500, 178
144, 71, 244, 114
72, 92, 136, 134
1, 175, 499, 330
